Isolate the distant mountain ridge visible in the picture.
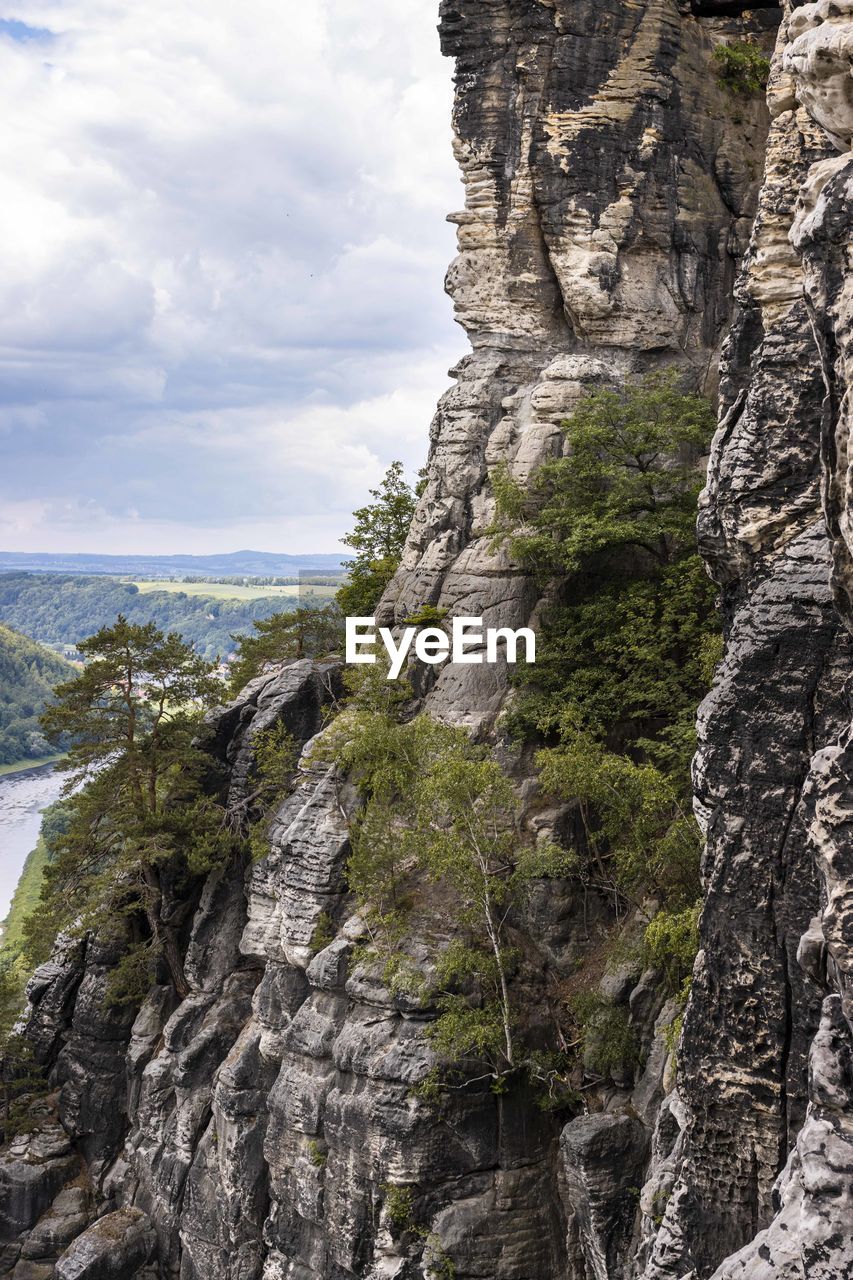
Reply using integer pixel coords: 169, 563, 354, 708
0, 550, 348, 577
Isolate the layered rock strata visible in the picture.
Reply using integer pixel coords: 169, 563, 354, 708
383, 0, 774, 731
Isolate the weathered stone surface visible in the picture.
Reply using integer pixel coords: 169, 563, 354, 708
19, 1185, 91, 1261
199, 659, 344, 814
23, 935, 86, 1066
382, 0, 773, 734
705, 996, 853, 1280
639, 3, 853, 1278
655, 523, 852, 1266
240, 763, 351, 970
0, 1122, 77, 1243
53, 1208, 155, 1280
560, 1113, 648, 1280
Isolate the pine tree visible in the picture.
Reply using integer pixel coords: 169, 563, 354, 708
39, 617, 229, 998
336, 461, 418, 616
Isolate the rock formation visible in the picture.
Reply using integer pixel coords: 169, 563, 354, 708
4, 2, 853, 1279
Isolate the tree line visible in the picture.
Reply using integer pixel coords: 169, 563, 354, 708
0, 574, 299, 663
0, 625, 72, 765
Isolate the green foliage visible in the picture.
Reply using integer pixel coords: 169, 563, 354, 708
382, 1183, 415, 1232
663, 1011, 684, 1060
506, 557, 718, 753
523, 1048, 583, 1113
411, 753, 572, 1071
35, 617, 235, 998
1, 800, 73, 961
336, 557, 400, 620
536, 726, 702, 908
0, 572, 297, 663
0, 953, 45, 1140
318, 703, 461, 968
0, 954, 25, 1041
492, 374, 718, 915
405, 604, 449, 627
410, 1066, 444, 1103
103, 940, 160, 1008
643, 902, 701, 993
307, 1139, 327, 1169
229, 604, 343, 693
713, 41, 770, 96
569, 992, 638, 1076
699, 631, 724, 687
245, 721, 299, 859
309, 911, 336, 954
1, 836, 51, 957
650, 1188, 671, 1227
421, 1234, 456, 1280
319, 684, 573, 1080
336, 462, 417, 616
41, 616, 219, 775
0, 624, 73, 766
492, 371, 715, 576
252, 721, 299, 804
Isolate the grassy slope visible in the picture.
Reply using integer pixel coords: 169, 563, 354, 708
0, 836, 48, 953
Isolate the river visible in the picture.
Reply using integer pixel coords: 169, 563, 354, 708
0, 763, 67, 926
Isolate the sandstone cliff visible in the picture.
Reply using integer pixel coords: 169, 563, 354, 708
3, 3, 853, 1280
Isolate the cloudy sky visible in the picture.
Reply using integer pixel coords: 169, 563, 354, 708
0, 1, 464, 554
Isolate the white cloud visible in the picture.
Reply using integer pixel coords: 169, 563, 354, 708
0, 0, 464, 552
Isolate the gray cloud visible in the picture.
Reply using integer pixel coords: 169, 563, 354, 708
0, 0, 464, 552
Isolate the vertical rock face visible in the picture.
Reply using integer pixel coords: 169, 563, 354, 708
383, 0, 773, 730
641, 4, 853, 1279
10, 3, 853, 1280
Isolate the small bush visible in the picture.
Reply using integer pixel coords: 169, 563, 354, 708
663, 1011, 684, 1060
382, 1183, 415, 1232
713, 42, 770, 96
643, 903, 700, 993
307, 1139, 327, 1169
570, 992, 638, 1075
309, 911, 335, 953
421, 1235, 456, 1280
650, 1188, 671, 1226
525, 1049, 583, 1113
699, 632, 724, 686
405, 604, 449, 626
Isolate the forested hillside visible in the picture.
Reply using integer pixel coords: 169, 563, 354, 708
0, 573, 295, 661
0, 625, 71, 766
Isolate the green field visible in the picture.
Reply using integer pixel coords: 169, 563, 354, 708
131, 580, 338, 601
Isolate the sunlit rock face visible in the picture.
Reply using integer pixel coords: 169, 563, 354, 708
14, 3, 853, 1280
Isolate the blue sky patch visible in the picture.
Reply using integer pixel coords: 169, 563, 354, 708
0, 17, 54, 42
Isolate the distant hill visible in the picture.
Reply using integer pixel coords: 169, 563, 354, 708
0, 550, 348, 577
0, 573, 307, 663
0, 624, 72, 767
